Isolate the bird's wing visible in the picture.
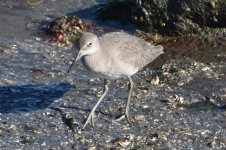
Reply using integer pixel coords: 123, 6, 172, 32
100, 32, 164, 69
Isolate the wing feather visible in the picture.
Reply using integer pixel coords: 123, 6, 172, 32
100, 32, 164, 70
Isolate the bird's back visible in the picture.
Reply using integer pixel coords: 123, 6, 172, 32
99, 32, 164, 70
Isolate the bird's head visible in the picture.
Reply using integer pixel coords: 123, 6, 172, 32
75, 32, 99, 61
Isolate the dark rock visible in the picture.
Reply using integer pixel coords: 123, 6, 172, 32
98, 0, 226, 35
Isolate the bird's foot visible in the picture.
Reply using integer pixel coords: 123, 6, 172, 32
112, 114, 131, 125
81, 111, 96, 129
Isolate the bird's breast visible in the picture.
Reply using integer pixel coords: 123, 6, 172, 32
82, 55, 107, 74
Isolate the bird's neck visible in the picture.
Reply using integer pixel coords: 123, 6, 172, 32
83, 46, 106, 73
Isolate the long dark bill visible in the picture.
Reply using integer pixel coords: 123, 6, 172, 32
67, 57, 76, 73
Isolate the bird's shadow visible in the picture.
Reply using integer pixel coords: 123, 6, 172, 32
0, 83, 75, 113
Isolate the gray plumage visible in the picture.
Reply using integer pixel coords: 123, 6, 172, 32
77, 32, 163, 79
71, 31, 164, 129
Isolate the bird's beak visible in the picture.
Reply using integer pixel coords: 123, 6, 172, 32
67, 50, 84, 73
75, 51, 83, 62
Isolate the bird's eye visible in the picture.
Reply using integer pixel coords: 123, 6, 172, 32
88, 42, 92, 46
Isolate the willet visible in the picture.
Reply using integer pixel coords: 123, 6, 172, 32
68, 32, 164, 129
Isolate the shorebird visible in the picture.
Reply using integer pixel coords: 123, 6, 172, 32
68, 32, 164, 129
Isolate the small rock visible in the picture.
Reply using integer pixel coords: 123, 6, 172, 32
113, 136, 131, 148
35, 37, 41, 41
201, 66, 210, 71
147, 133, 159, 145
88, 78, 95, 82
142, 105, 149, 109
9, 124, 16, 130
88, 146, 96, 150
134, 115, 146, 122
151, 76, 160, 85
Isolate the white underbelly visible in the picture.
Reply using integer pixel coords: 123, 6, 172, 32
103, 63, 138, 80
83, 56, 139, 80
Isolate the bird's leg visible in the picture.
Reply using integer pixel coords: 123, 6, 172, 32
125, 76, 133, 123
82, 79, 109, 129
113, 76, 133, 124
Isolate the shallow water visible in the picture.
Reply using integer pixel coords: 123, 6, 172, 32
0, 0, 100, 38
